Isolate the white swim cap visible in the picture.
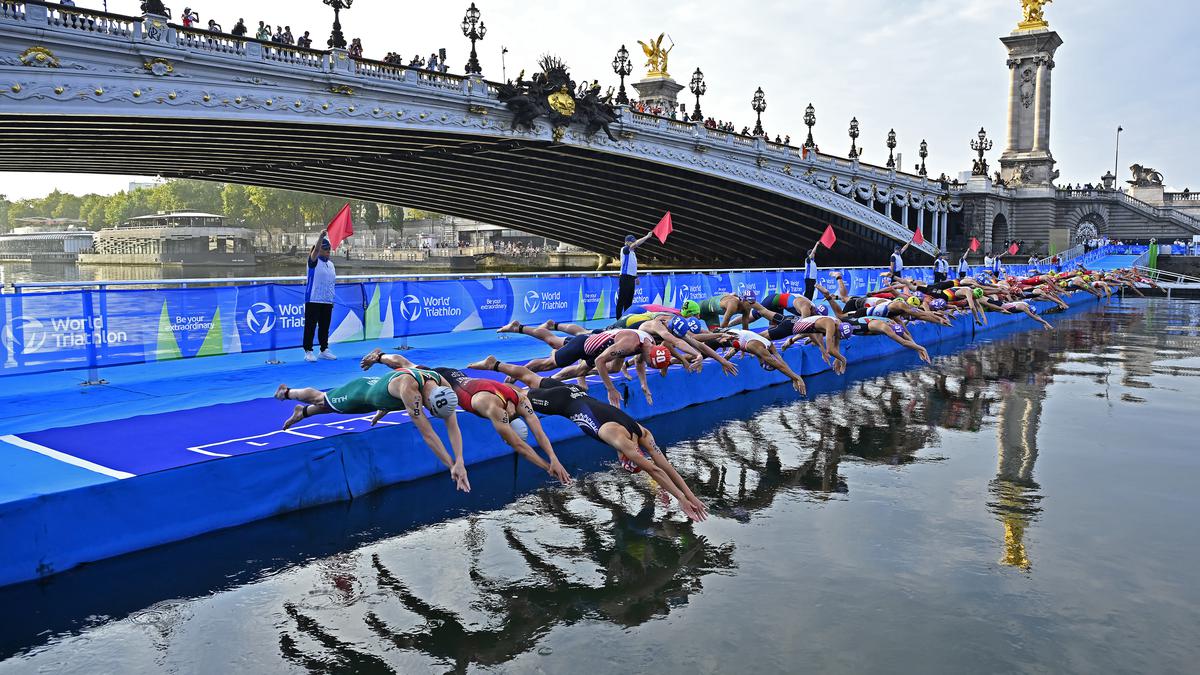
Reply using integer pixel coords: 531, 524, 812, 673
427, 386, 458, 419
510, 417, 529, 442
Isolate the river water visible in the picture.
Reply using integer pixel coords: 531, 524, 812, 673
2, 298, 1198, 674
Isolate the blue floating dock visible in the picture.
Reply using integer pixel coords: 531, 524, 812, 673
0, 292, 1098, 587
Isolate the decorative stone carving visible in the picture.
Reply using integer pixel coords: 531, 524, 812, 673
1019, 66, 1035, 108
143, 57, 173, 76
1127, 164, 1164, 187
19, 46, 59, 68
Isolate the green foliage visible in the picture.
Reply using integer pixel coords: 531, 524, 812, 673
5, 180, 401, 232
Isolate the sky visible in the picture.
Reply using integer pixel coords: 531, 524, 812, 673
4, 0, 1199, 200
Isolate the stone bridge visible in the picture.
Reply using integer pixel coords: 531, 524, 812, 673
0, 1, 958, 266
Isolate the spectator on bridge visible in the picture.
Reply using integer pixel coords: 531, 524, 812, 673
283, 26, 294, 44
303, 230, 338, 363
428, 52, 440, 71
181, 7, 197, 27
933, 251, 950, 283
349, 38, 364, 57
297, 31, 312, 49
60, 0, 75, 6
256, 21, 270, 41
206, 19, 221, 33
784, 135, 791, 146
231, 18, 246, 37
616, 230, 655, 318
888, 242, 911, 279
271, 26, 283, 43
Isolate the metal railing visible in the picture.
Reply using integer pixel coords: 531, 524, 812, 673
8, 262, 920, 294
1133, 265, 1200, 285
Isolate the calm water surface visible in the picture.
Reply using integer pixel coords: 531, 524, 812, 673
2, 299, 1199, 674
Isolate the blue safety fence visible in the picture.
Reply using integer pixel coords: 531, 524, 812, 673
0, 264, 1045, 377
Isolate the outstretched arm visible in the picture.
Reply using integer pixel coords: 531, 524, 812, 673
404, 386, 468, 492
630, 230, 655, 250
518, 392, 570, 484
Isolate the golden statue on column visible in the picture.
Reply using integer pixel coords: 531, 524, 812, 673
1018, 0, 1052, 30
637, 33, 673, 78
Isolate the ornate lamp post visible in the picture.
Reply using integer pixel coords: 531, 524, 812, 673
885, 128, 897, 169
612, 45, 632, 105
461, 2, 486, 75
802, 103, 817, 153
917, 139, 929, 177
971, 127, 993, 176
751, 87, 766, 136
323, 0, 353, 51
689, 68, 707, 121
848, 117, 860, 159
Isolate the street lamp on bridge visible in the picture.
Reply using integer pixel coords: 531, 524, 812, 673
751, 87, 766, 136
461, 2, 487, 75
689, 68, 707, 121
885, 128, 897, 169
322, 0, 353, 51
848, 117, 860, 159
612, 45, 632, 105
803, 103, 817, 153
971, 127, 993, 176
917, 139, 928, 177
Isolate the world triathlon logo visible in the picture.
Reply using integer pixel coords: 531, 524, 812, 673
523, 290, 541, 314
244, 302, 277, 335
2, 316, 47, 355
399, 294, 423, 322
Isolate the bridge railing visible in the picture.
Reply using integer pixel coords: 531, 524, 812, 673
0, 2, 24, 21
45, 2, 136, 37
174, 24, 245, 56
352, 57, 411, 83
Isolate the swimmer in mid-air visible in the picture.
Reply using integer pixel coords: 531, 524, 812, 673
361, 349, 572, 484
469, 356, 708, 522
273, 366, 470, 491
719, 327, 808, 395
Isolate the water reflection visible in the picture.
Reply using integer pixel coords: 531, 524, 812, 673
278, 480, 735, 674
3, 300, 1196, 674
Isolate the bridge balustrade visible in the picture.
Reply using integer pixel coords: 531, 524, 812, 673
46, 2, 135, 37
174, 25, 244, 56
352, 57, 410, 83
0, 1, 24, 21
260, 42, 325, 69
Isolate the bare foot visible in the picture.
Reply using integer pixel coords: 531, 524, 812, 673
468, 355, 499, 371
359, 347, 383, 371
283, 404, 307, 430
538, 319, 557, 331
274, 383, 290, 401
497, 320, 521, 334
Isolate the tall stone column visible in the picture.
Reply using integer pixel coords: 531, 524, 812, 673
1005, 59, 1020, 153
998, 25, 1062, 187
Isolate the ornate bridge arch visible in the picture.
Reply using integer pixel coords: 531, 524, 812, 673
0, 2, 958, 265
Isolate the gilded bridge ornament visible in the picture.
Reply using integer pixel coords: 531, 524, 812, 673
547, 85, 575, 117
637, 33, 673, 78
1018, 0, 1052, 29
143, 58, 174, 76
19, 46, 59, 68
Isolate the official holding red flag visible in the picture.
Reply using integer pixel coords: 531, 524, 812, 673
301, 205, 353, 362
615, 214, 666, 318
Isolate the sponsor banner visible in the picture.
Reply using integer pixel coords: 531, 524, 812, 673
3, 267, 973, 376
508, 277, 582, 327
393, 280, 480, 336
234, 283, 366, 352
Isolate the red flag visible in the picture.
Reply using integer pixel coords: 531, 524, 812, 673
819, 224, 837, 249
969, 237, 980, 253
1007, 242, 1019, 256
653, 211, 673, 244
912, 227, 925, 246
325, 203, 354, 250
